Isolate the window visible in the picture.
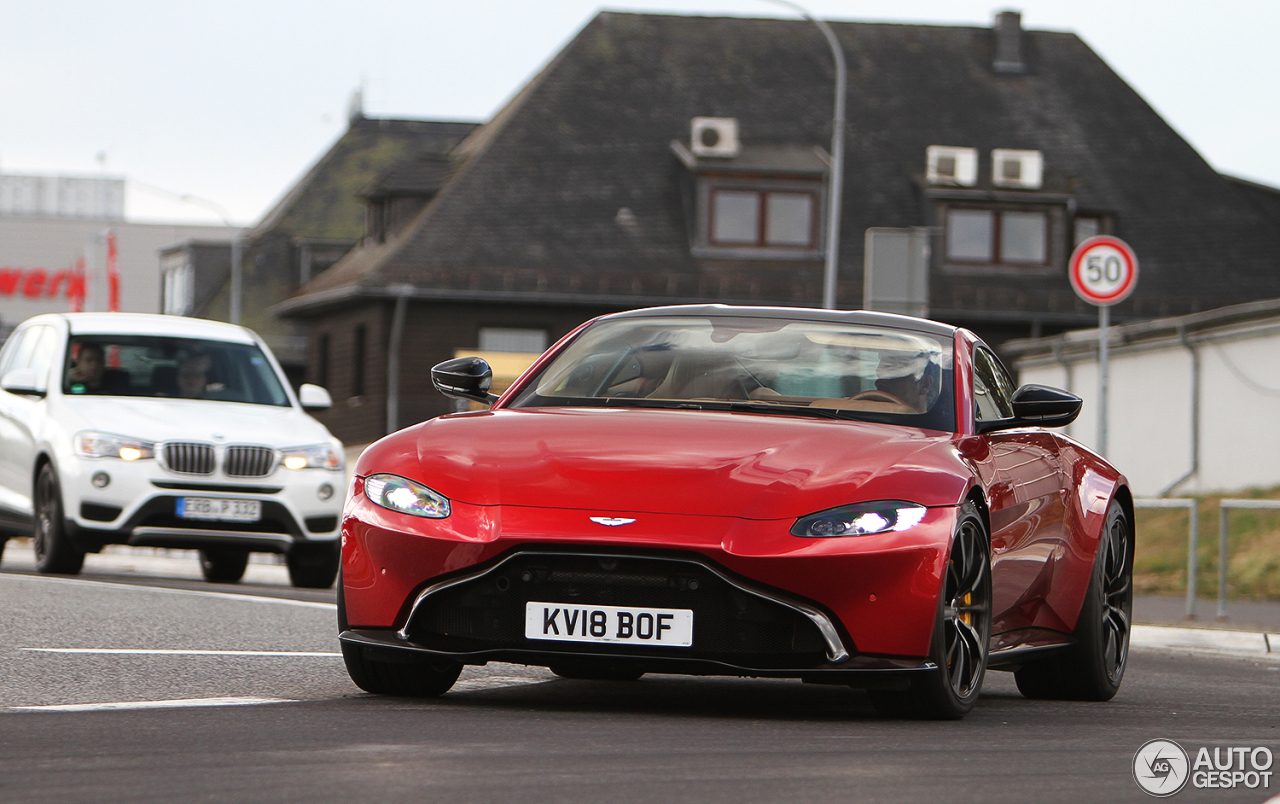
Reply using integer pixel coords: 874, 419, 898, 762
709, 189, 816, 249
1074, 216, 1102, 245
479, 327, 547, 354
972, 347, 1016, 424
945, 208, 1047, 265
162, 263, 193, 316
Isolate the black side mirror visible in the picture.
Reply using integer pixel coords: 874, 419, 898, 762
977, 384, 1081, 433
431, 357, 499, 406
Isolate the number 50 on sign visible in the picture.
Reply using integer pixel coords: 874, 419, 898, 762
1069, 236, 1138, 306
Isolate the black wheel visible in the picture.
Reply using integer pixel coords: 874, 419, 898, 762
549, 661, 645, 681
869, 502, 991, 719
286, 541, 340, 588
33, 464, 84, 575
340, 641, 462, 697
1016, 499, 1132, 701
199, 548, 249, 583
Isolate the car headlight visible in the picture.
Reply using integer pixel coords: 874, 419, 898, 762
280, 444, 343, 471
363, 473, 450, 518
791, 501, 927, 538
75, 432, 156, 461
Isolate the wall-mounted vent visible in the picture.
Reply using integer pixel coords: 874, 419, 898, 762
926, 146, 978, 186
690, 117, 740, 158
992, 149, 1043, 189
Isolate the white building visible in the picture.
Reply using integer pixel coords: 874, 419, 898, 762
1006, 299, 1280, 497
0, 172, 238, 331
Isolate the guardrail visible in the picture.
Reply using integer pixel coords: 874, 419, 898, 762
1134, 498, 1200, 618
1217, 499, 1280, 620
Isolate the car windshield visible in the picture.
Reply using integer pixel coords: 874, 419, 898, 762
507, 315, 955, 431
63, 335, 290, 407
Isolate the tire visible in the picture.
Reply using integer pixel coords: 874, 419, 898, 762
199, 548, 249, 583
1015, 499, 1132, 701
340, 641, 462, 697
286, 541, 340, 589
869, 502, 991, 719
549, 661, 645, 681
0, 537, 7, 566
33, 463, 84, 575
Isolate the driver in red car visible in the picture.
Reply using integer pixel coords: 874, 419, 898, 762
873, 348, 942, 413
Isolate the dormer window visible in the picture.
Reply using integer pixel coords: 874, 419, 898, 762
710, 188, 817, 248
672, 134, 828, 259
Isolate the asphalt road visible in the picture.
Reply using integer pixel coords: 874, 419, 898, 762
2, 562, 1278, 804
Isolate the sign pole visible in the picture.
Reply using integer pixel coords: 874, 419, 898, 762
1098, 304, 1109, 458
1068, 235, 1138, 459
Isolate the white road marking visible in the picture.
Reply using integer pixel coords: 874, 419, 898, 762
11, 696, 295, 712
23, 648, 340, 657
0, 572, 336, 610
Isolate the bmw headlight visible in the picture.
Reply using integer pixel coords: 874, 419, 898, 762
75, 432, 156, 461
364, 473, 450, 518
791, 501, 927, 538
280, 444, 343, 471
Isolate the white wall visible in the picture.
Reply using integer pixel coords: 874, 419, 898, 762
1019, 327, 1280, 496
0, 216, 235, 326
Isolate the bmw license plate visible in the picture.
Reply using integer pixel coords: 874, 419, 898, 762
176, 497, 261, 523
525, 602, 693, 647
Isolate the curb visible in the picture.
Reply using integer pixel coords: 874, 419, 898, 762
1131, 624, 1278, 660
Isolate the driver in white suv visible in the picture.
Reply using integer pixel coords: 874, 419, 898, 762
0, 313, 346, 588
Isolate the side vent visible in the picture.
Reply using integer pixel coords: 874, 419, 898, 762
992, 149, 1043, 189
690, 117, 740, 158
926, 146, 978, 187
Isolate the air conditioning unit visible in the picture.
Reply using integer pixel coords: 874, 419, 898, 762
926, 145, 978, 186
992, 149, 1043, 189
691, 117, 740, 158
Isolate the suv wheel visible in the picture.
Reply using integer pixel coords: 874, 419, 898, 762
199, 548, 249, 583
287, 542, 340, 588
33, 463, 85, 575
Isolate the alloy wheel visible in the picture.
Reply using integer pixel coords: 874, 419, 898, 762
1099, 513, 1132, 683
943, 518, 989, 699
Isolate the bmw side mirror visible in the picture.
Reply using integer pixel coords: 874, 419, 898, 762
298, 383, 333, 412
1, 368, 47, 398
431, 357, 499, 405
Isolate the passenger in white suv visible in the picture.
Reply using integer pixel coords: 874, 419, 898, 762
0, 313, 346, 588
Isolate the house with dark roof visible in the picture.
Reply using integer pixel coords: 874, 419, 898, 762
273, 10, 1280, 445
160, 110, 478, 383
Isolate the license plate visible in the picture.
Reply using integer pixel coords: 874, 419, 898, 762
525, 602, 693, 647
176, 497, 261, 523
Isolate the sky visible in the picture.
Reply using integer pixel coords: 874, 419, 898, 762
4, 1, 1277, 226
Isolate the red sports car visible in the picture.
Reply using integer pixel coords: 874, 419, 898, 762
338, 305, 1133, 718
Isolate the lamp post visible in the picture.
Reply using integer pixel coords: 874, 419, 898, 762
764, 0, 847, 310
130, 181, 243, 324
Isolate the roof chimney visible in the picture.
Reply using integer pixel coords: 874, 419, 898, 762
992, 10, 1027, 74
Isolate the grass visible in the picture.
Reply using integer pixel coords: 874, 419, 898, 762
1134, 487, 1280, 601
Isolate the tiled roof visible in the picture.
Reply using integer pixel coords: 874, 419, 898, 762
282, 12, 1280, 321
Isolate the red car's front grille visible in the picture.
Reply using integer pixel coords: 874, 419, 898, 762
404, 552, 828, 667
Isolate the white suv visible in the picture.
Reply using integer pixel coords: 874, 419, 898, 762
0, 313, 345, 588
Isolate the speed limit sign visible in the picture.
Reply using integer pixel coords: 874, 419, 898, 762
1069, 236, 1138, 306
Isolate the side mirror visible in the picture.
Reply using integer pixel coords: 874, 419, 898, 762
1, 368, 46, 398
431, 357, 499, 406
298, 383, 332, 411
977, 384, 1081, 433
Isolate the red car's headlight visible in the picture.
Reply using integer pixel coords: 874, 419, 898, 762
791, 501, 926, 538
363, 473, 451, 518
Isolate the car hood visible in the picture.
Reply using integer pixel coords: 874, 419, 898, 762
362, 407, 971, 519
57, 396, 335, 447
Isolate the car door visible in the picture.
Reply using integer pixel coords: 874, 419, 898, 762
973, 346, 1071, 639
0, 324, 56, 521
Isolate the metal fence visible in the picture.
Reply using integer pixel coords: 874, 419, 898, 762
1134, 498, 1200, 618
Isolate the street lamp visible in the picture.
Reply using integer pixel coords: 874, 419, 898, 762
763, 0, 847, 310
130, 181, 244, 324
